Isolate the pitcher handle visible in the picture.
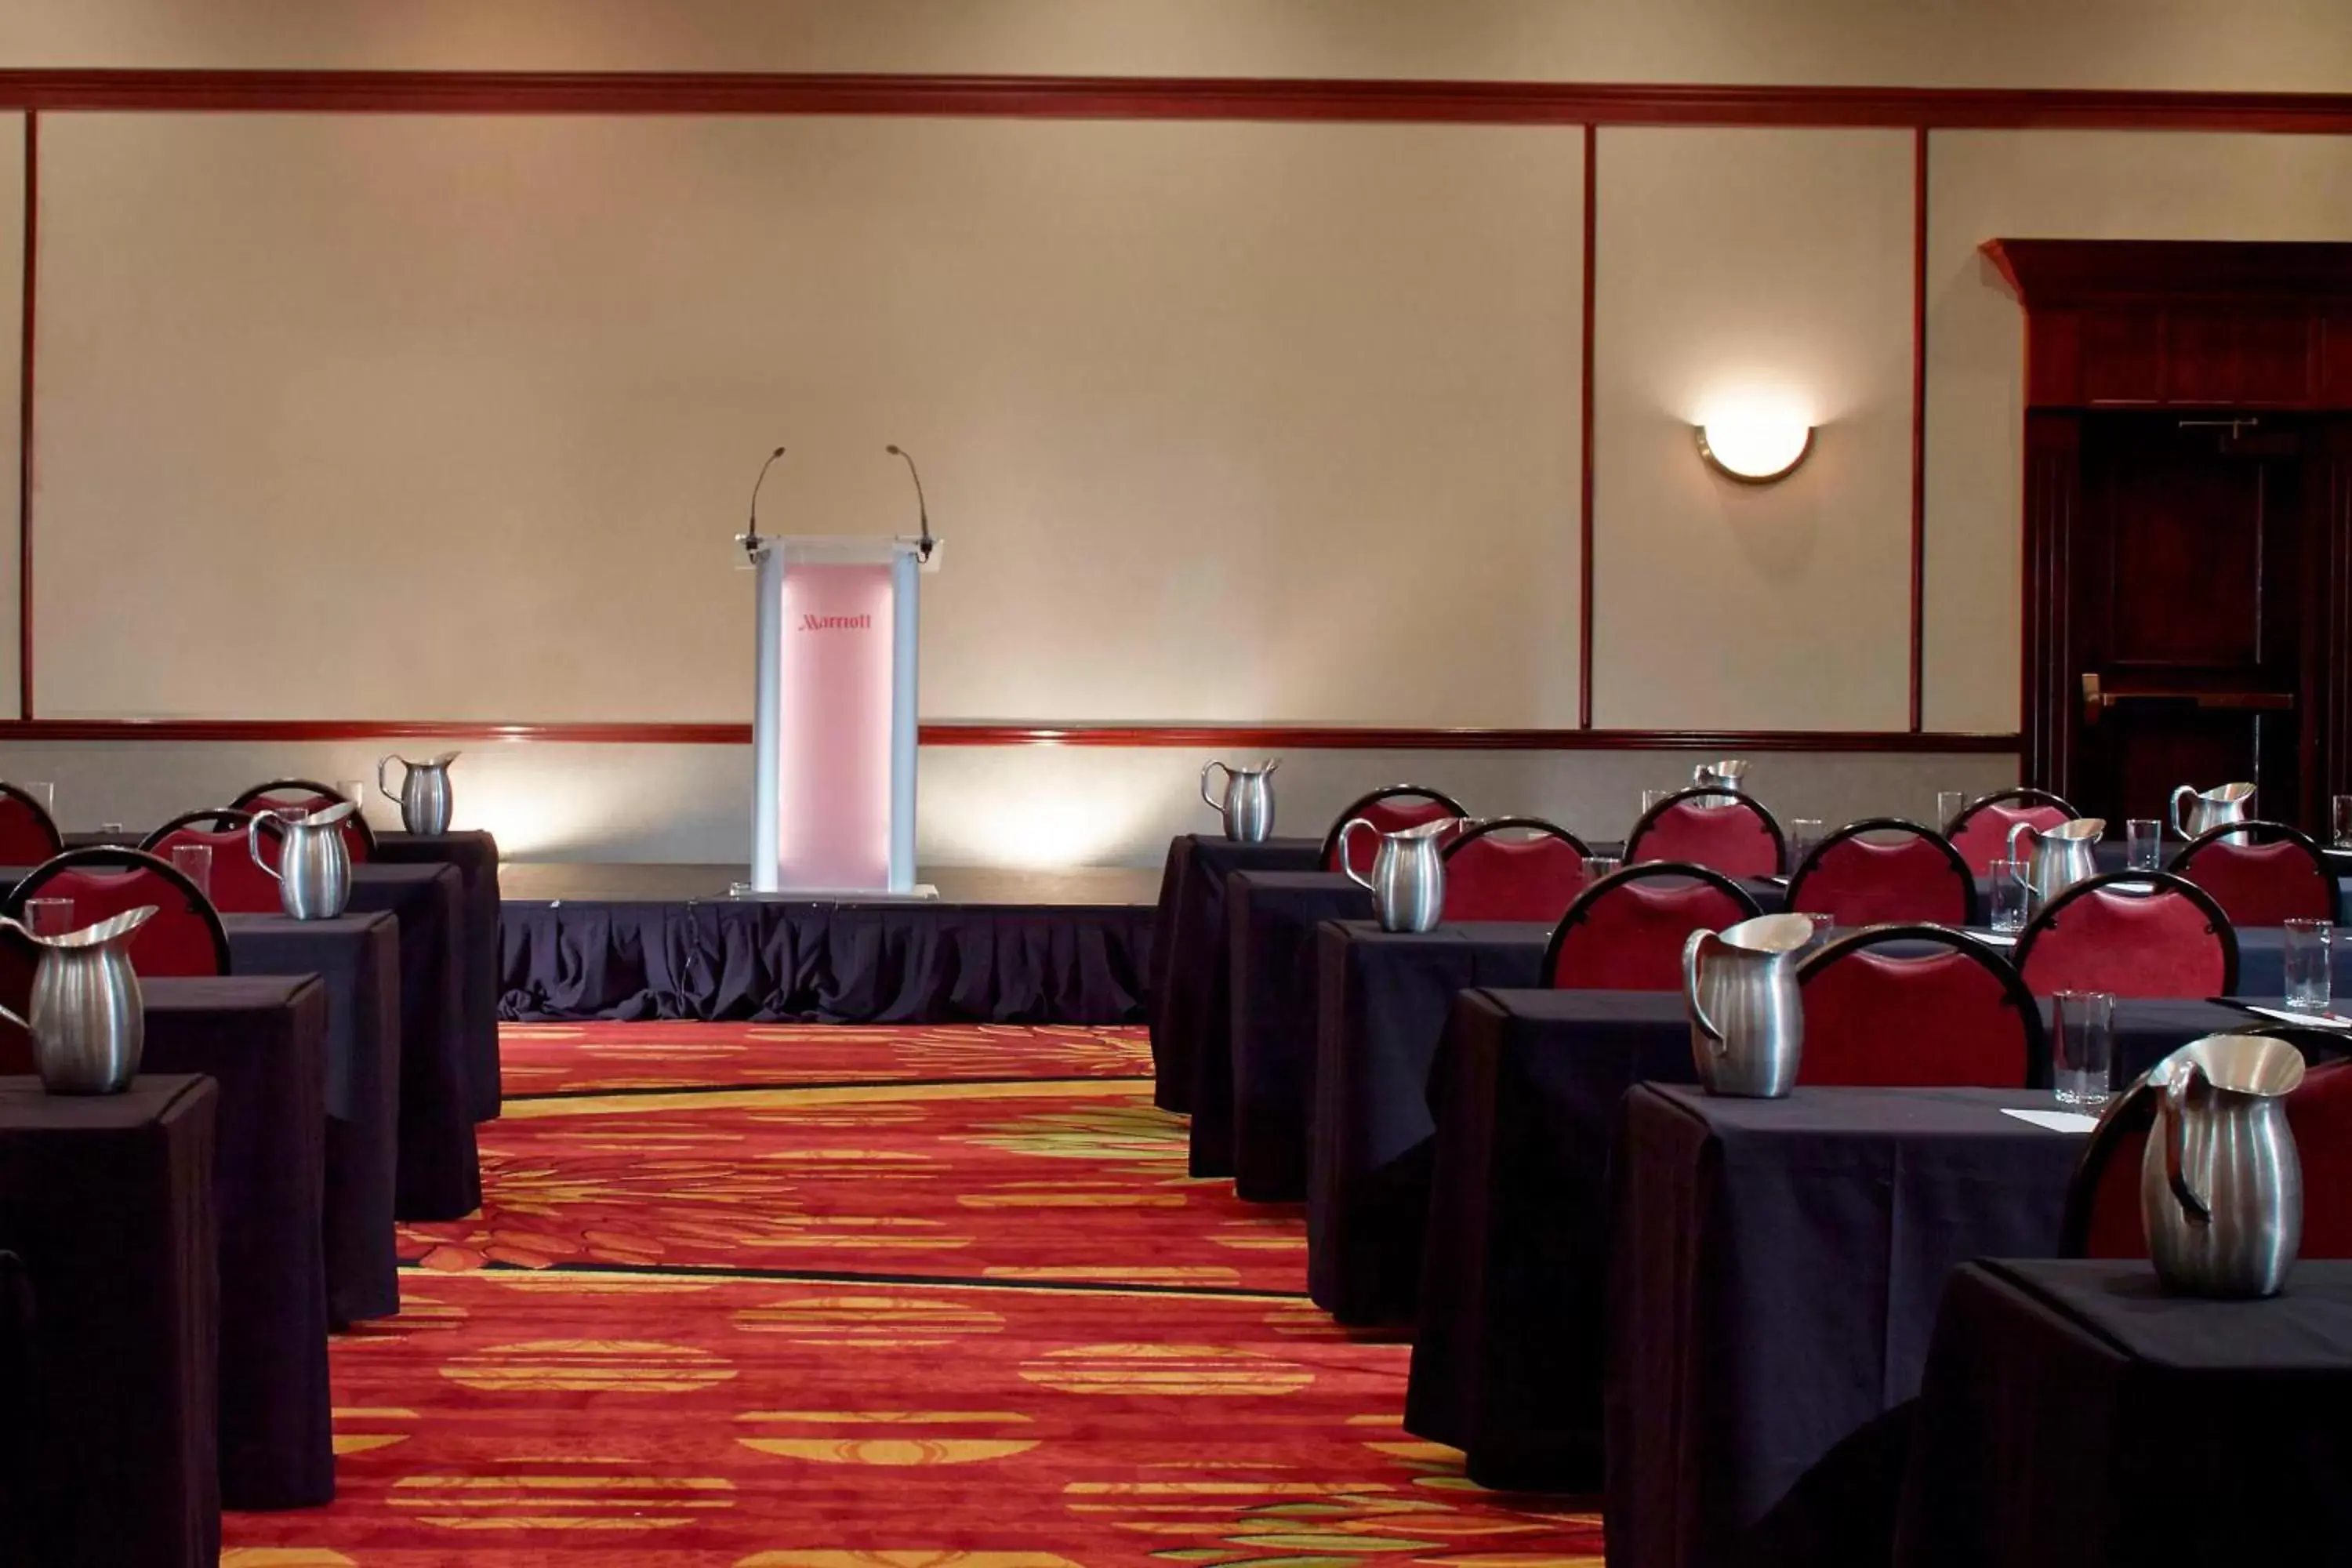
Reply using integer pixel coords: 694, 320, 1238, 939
2169, 784, 2194, 841
248, 814, 283, 883
1336, 820, 1377, 891
1200, 761, 1233, 812
0, 916, 30, 1033
378, 754, 408, 804
2165, 1062, 2214, 1227
1682, 930, 1727, 1055
2006, 819, 2040, 866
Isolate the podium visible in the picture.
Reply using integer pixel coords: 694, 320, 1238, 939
739, 533, 932, 896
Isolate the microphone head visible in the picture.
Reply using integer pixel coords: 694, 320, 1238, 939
886, 444, 902, 456
771, 446, 786, 458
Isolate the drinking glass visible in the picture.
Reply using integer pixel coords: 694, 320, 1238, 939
1787, 818, 1824, 872
336, 779, 369, 816
1582, 855, 1623, 886
1801, 911, 1836, 947
2051, 990, 2115, 1106
1936, 790, 1969, 833
2335, 794, 2352, 849
22, 896, 74, 938
274, 806, 311, 826
2284, 918, 2334, 1014
1640, 789, 1671, 818
2125, 818, 2163, 873
19, 781, 55, 821
1987, 858, 2030, 934
169, 842, 214, 901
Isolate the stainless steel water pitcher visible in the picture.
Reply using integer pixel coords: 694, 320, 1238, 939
0, 906, 156, 1094
1200, 759, 1279, 843
252, 801, 357, 920
2007, 817, 2106, 907
2141, 1033, 2305, 1298
1682, 913, 1813, 1098
1692, 759, 1750, 808
379, 750, 459, 835
2171, 781, 2257, 844
1336, 816, 1453, 933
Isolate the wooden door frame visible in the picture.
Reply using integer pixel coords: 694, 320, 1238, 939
1987, 239, 2352, 826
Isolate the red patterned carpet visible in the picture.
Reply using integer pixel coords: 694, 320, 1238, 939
221, 1022, 1604, 1565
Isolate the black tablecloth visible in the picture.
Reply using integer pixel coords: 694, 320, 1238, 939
225, 913, 403, 1323
377, 830, 503, 1120
1897, 1258, 2352, 1566
143, 978, 335, 1511
1214, 870, 1370, 1195
0, 1075, 219, 1566
1150, 834, 1322, 1113
1308, 918, 1548, 1325
1410, 992, 2244, 1494
347, 863, 482, 1220
1605, 1083, 2091, 1568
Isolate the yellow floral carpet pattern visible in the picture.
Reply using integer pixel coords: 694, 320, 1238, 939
221, 1022, 1604, 1565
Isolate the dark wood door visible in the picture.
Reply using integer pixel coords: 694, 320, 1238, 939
2071, 414, 2304, 826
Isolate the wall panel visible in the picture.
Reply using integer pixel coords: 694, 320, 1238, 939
1921, 130, 2352, 733
33, 112, 1582, 724
1589, 125, 1915, 731
9, 0, 2352, 93
0, 114, 20, 715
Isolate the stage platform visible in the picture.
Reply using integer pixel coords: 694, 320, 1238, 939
498, 862, 1158, 1027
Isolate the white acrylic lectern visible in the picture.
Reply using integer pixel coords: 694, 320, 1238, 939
737, 533, 931, 897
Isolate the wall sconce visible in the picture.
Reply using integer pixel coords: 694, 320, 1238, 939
1694, 408, 1814, 485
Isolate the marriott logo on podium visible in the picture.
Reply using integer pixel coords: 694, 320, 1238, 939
798, 613, 873, 632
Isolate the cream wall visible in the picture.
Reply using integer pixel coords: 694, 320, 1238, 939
0, 113, 20, 715
33, 112, 1582, 725
8, 0, 2352, 91
1919, 130, 2352, 733
1591, 126, 1915, 731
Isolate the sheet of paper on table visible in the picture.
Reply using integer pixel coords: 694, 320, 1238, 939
2239, 1005, 2352, 1030
2000, 1107, 2101, 1134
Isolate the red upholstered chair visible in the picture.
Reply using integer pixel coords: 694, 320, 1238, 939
1543, 862, 1762, 991
2, 848, 230, 978
1947, 787, 2078, 877
0, 784, 63, 867
230, 778, 376, 862
1786, 818, 1976, 927
1320, 786, 1468, 878
1439, 817, 1593, 924
1624, 786, 1784, 878
140, 808, 285, 916
2169, 819, 2336, 929
2015, 871, 2237, 1000
2062, 1036, 2352, 1260
1795, 924, 2040, 1087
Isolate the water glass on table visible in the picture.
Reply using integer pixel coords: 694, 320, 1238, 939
168, 843, 214, 902
1987, 858, 2030, 933
336, 779, 369, 816
1787, 818, 1824, 873
1936, 789, 1969, 833
2051, 989, 2115, 1107
19, 781, 55, 822
2284, 919, 2334, 1014
22, 897, 74, 938
1639, 789, 1671, 820
2125, 818, 2163, 873
1582, 855, 1622, 887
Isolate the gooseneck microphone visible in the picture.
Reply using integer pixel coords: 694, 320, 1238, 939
885, 444, 935, 562
745, 445, 787, 542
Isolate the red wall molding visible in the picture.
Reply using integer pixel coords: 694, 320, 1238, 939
5, 71, 2352, 131
0, 717, 2020, 753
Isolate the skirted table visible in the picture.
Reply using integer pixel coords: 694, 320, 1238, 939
1149, 834, 1321, 1113
1409, 991, 2247, 1493
376, 829, 503, 1120
1308, 918, 1549, 1325
142, 977, 337, 1512
1213, 869, 1370, 1193
1603, 1083, 2089, 1568
224, 912, 404, 1322
1896, 1258, 2352, 1566
343, 862, 482, 1219
0, 1075, 219, 1566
